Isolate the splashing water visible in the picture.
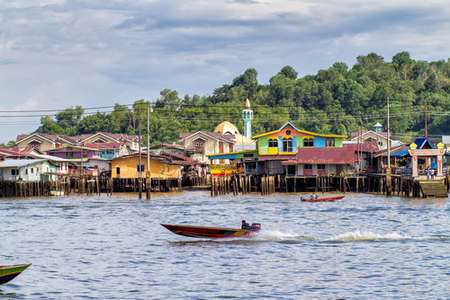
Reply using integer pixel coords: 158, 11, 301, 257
330, 230, 410, 242
254, 229, 313, 242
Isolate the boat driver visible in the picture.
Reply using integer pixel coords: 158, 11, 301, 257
241, 220, 251, 230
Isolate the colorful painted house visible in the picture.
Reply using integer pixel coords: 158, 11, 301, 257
207, 150, 258, 176
250, 121, 346, 175
254, 121, 345, 155
46, 146, 101, 160
84, 142, 130, 160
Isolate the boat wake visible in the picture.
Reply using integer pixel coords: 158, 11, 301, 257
253, 229, 313, 242
328, 230, 410, 242
168, 229, 450, 245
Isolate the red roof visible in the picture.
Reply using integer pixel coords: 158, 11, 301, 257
282, 144, 376, 165
342, 142, 379, 153
0, 146, 37, 158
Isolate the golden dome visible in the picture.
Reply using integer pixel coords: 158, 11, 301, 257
214, 121, 240, 135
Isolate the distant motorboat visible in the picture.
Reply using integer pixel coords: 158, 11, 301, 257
301, 195, 345, 203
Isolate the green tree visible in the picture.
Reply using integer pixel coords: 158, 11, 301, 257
37, 116, 65, 134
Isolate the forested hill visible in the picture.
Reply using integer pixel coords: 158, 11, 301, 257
37, 52, 449, 144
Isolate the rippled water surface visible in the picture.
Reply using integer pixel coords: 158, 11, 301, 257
1, 192, 450, 299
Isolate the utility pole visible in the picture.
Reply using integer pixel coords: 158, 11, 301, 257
146, 102, 152, 200
424, 104, 428, 138
386, 96, 392, 196
138, 114, 143, 200
357, 126, 361, 172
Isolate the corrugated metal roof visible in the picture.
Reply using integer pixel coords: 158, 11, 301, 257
391, 148, 410, 158
0, 159, 47, 168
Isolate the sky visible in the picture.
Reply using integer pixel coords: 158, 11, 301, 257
0, 0, 449, 142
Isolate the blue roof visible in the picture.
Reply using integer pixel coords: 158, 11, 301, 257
391, 148, 409, 158
207, 153, 241, 160
414, 137, 435, 149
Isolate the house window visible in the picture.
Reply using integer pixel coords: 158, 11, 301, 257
229, 144, 234, 152
282, 138, 293, 152
219, 142, 224, 153
25, 169, 28, 175
326, 138, 335, 147
193, 138, 205, 153
30, 168, 34, 174
286, 130, 292, 135
287, 165, 296, 175
29, 141, 41, 149
116, 167, 121, 175
268, 139, 278, 148
304, 138, 314, 147
304, 164, 313, 169
317, 164, 326, 170
11, 169, 17, 175
137, 164, 145, 172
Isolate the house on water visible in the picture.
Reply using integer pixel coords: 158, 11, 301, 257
111, 153, 183, 192
0, 159, 56, 182
248, 121, 347, 176
282, 143, 379, 177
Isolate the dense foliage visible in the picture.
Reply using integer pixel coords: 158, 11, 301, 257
37, 52, 450, 144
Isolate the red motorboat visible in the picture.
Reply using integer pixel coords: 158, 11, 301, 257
161, 223, 261, 239
301, 195, 345, 203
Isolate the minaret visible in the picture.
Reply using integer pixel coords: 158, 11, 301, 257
241, 98, 253, 139
373, 122, 383, 133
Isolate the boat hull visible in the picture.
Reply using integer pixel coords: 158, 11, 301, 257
0, 264, 31, 285
301, 195, 345, 203
161, 224, 256, 239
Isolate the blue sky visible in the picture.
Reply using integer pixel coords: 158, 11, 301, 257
0, 0, 449, 141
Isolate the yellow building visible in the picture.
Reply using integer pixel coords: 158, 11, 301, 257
111, 154, 181, 180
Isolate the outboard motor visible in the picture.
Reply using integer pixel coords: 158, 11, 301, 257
250, 223, 261, 232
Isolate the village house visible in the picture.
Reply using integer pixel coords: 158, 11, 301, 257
76, 132, 139, 153
179, 99, 256, 165
0, 159, 56, 182
15, 133, 77, 153
84, 142, 129, 160
13, 132, 139, 179
0, 146, 42, 159
111, 153, 183, 192
282, 143, 379, 177
349, 122, 403, 150
147, 143, 208, 186
16, 132, 138, 155
245, 121, 347, 176
179, 125, 238, 164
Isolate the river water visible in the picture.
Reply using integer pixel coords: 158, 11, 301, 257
1, 192, 449, 299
